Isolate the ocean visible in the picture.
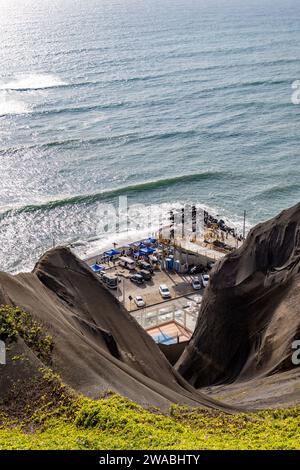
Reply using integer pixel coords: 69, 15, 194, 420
0, 0, 300, 272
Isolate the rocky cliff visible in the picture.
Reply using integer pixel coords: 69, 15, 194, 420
176, 203, 300, 396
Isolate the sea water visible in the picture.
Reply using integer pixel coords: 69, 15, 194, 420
0, 0, 300, 272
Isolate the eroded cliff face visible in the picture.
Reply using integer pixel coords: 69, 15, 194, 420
176, 203, 300, 389
2, 203, 300, 411
0, 246, 226, 412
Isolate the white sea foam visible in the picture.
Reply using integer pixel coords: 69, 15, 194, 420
0, 95, 29, 116
73, 200, 249, 262
0, 73, 67, 91
0, 194, 249, 275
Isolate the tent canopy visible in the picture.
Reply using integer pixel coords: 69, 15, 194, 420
91, 264, 105, 273
144, 237, 156, 244
140, 247, 156, 255
105, 249, 121, 257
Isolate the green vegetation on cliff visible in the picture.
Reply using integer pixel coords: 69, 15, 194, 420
0, 306, 299, 450
0, 373, 299, 450
0, 305, 53, 363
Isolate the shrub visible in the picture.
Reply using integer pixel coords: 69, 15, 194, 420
0, 305, 53, 363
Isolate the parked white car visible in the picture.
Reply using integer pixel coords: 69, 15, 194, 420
201, 274, 210, 288
159, 284, 171, 299
134, 295, 146, 308
191, 277, 202, 290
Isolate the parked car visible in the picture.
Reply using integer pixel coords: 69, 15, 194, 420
119, 256, 136, 270
134, 296, 146, 308
139, 261, 154, 274
130, 273, 144, 285
201, 274, 210, 288
139, 269, 152, 281
191, 277, 202, 290
189, 265, 203, 275
102, 273, 111, 284
159, 284, 171, 299
102, 274, 118, 289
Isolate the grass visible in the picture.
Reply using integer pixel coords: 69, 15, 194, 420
0, 376, 299, 450
0, 305, 299, 450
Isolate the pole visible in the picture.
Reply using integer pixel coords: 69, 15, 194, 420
243, 210, 246, 239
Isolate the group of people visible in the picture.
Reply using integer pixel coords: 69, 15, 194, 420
204, 211, 244, 242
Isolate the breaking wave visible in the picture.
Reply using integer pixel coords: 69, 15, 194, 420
0, 73, 68, 91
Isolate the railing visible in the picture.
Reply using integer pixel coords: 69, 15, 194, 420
133, 303, 198, 332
